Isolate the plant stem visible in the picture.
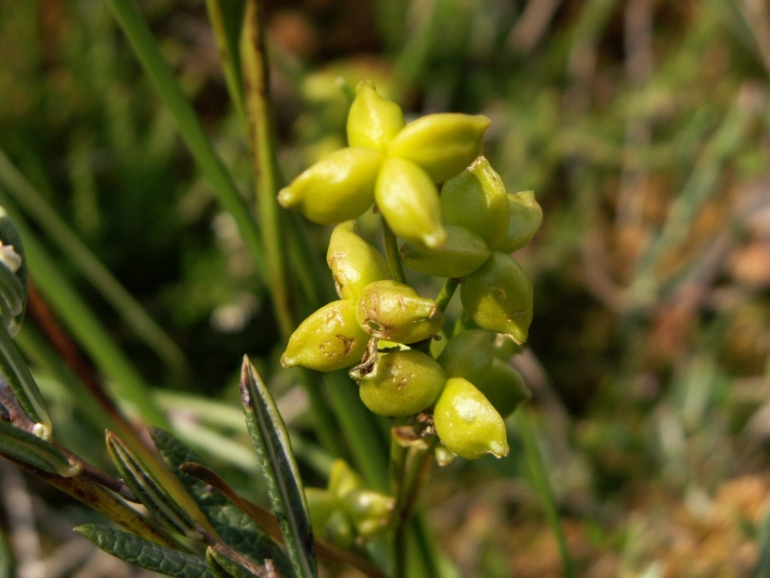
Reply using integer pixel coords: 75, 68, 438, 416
382, 218, 406, 284
517, 408, 576, 578
435, 278, 459, 313
203, 0, 246, 123
241, 0, 294, 339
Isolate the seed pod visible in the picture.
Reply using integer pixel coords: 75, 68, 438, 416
375, 157, 446, 249
433, 443, 457, 467
492, 333, 524, 361
387, 114, 491, 183
328, 459, 363, 499
460, 252, 533, 345
341, 489, 396, 537
281, 300, 369, 371
433, 377, 509, 460
400, 225, 490, 278
475, 358, 531, 419
325, 509, 355, 549
356, 280, 443, 344
347, 81, 405, 152
278, 147, 382, 225
440, 157, 510, 250
497, 191, 543, 253
327, 222, 390, 300
305, 487, 339, 539
350, 349, 446, 417
437, 329, 495, 383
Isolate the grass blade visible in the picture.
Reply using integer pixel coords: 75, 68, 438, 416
240, 355, 317, 578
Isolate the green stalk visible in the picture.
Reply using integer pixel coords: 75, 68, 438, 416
0, 148, 186, 380
103, 0, 267, 281
241, 0, 294, 339
436, 278, 459, 313
382, 219, 407, 284
517, 408, 576, 578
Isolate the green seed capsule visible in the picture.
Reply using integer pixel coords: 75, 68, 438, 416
440, 156, 510, 250
460, 252, 533, 345
387, 113, 491, 183
350, 349, 446, 417
356, 280, 443, 344
325, 509, 355, 549
375, 157, 446, 249
437, 329, 495, 383
278, 147, 383, 225
341, 489, 396, 537
433, 443, 457, 467
434, 377, 509, 459
328, 459, 363, 499
400, 225, 491, 278
347, 81, 405, 152
497, 191, 543, 253
305, 487, 339, 539
281, 300, 369, 371
475, 358, 531, 419
492, 333, 524, 361
327, 222, 390, 300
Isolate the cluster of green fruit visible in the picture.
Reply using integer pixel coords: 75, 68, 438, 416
279, 81, 541, 461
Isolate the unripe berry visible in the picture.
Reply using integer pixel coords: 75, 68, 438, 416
327, 222, 390, 300
475, 358, 531, 419
400, 225, 490, 278
433, 377, 509, 459
350, 349, 446, 417
328, 459, 363, 499
460, 252, 533, 344
387, 114, 491, 183
278, 148, 382, 225
356, 280, 443, 344
440, 156, 510, 250
347, 81, 405, 152
341, 489, 395, 537
497, 190, 543, 253
437, 329, 495, 383
281, 300, 369, 371
375, 157, 446, 249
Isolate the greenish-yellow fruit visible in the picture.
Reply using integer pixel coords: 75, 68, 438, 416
281, 300, 369, 371
460, 252, 533, 344
492, 333, 524, 361
437, 329, 495, 383
278, 148, 382, 225
305, 488, 338, 539
441, 156, 510, 249
375, 157, 446, 249
387, 114, 491, 183
497, 191, 543, 253
356, 280, 443, 344
400, 225, 491, 278
475, 359, 530, 418
350, 350, 446, 417
433, 377, 509, 459
347, 81, 405, 152
327, 222, 390, 300
328, 459, 363, 499
341, 489, 396, 537
325, 509, 355, 549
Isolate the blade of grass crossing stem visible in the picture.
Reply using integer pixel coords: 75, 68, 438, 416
204, 0, 246, 123
0, 148, 187, 379
242, 0, 293, 339
240, 356, 317, 578
1, 203, 170, 429
517, 409, 576, 578
103, 0, 267, 281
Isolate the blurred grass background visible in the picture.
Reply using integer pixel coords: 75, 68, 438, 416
2, 0, 770, 576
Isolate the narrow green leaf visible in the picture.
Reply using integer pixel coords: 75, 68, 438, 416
0, 414, 72, 474
76, 525, 213, 578
106, 431, 200, 539
150, 428, 293, 577
240, 356, 317, 578
206, 551, 234, 578
0, 326, 51, 437
206, 547, 260, 578
0, 208, 27, 335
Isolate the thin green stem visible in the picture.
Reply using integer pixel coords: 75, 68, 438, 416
203, 0, 246, 123
517, 408, 576, 578
241, 0, 294, 339
104, 0, 267, 281
382, 218, 406, 284
435, 278, 459, 313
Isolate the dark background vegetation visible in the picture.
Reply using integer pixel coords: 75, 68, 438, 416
3, 0, 770, 576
